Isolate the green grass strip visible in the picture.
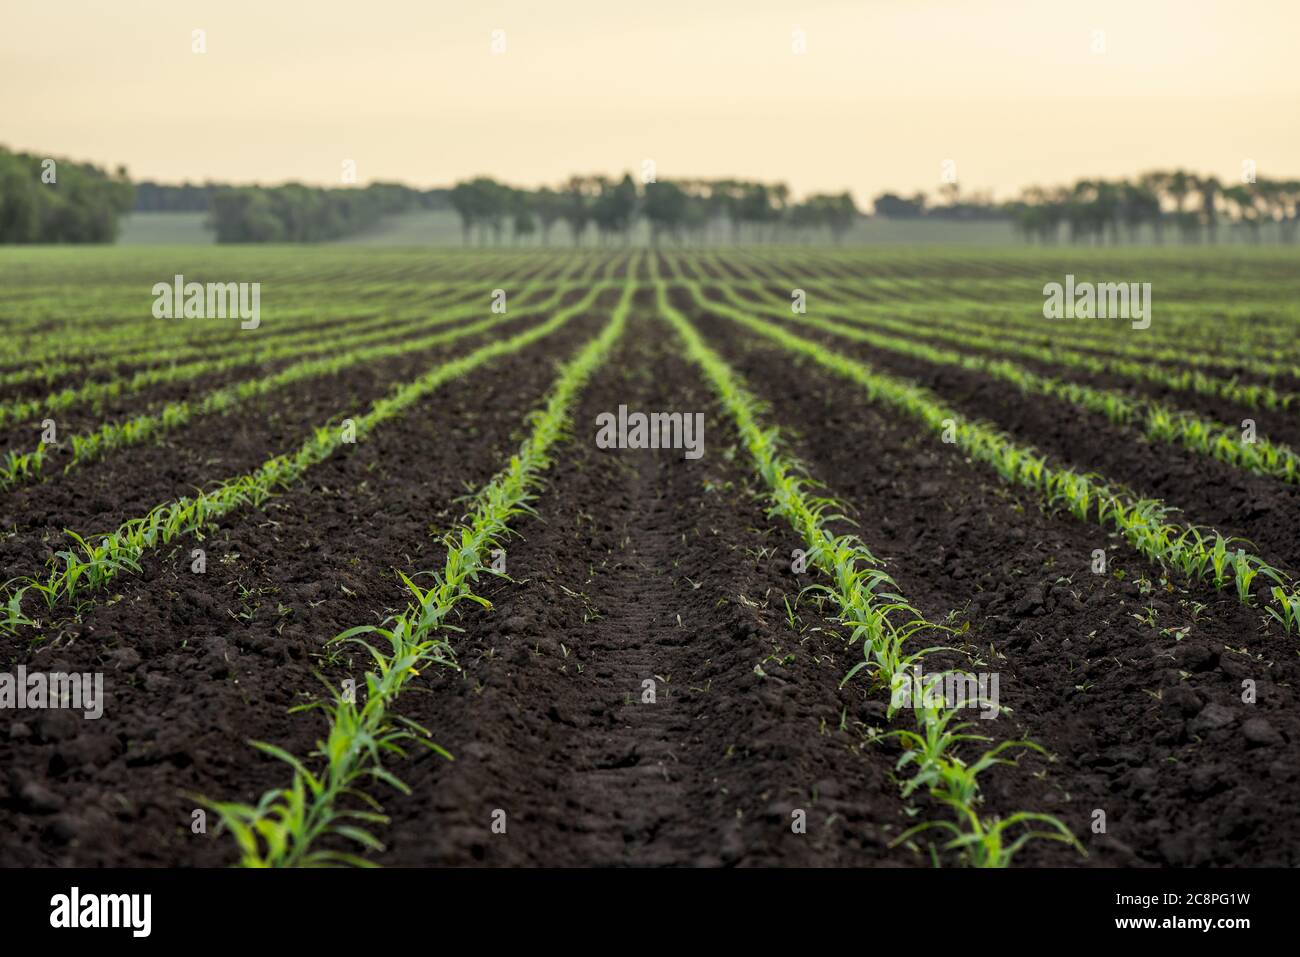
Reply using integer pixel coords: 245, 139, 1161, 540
656, 282, 1080, 868
207, 280, 634, 867
687, 286, 1300, 634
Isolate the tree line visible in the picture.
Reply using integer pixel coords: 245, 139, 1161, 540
1007, 171, 1300, 244
134, 181, 221, 212
5, 145, 1299, 246
448, 175, 860, 246
0, 146, 134, 242
207, 182, 440, 242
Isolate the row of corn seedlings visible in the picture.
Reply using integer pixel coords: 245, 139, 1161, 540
207, 282, 633, 866
657, 283, 1081, 867
710, 267, 1298, 409
715, 246, 1300, 363
706, 283, 1300, 484
0, 286, 480, 423
0, 284, 578, 489
0, 285, 607, 635
813, 270, 1300, 366
799, 282, 1300, 411
690, 291, 1300, 633
0, 250, 559, 369
0, 280, 551, 430
817, 279, 1300, 384
735, 250, 1300, 342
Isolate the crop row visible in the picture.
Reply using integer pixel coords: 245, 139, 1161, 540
681, 260, 1300, 397
714, 275, 1299, 411
0, 284, 520, 430
657, 282, 1079, 866
809, 281, 1300, 379
705, 284, 1300, 484
707, 249, 1300, 360
0, 252, 600, 367
658, 252, 1300, 377
0, 284, 609, 634
0, 283, 493, 392
0, 254, 611, 389
208, 282, 634, 866
0, 264, 582, 380
687, 290, 1300, 632
0, 285, 585, 489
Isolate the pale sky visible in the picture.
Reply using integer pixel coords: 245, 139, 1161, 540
3, 0, 1297, 200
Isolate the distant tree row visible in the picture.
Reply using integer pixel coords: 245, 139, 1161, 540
134, 181, 221, 212
8, 147, 1299, 247
1007, 171, 1300, 244
448, 175, 860, 246
870, 183, 1005, 221
208, 183, 438, 242
0, 146, 134, 242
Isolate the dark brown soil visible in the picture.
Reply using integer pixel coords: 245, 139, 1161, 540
0, 265, 564, 403
0, 294, 595, 591
3, 263, 1296, 871
372, 312, 908, 866
0, 303, 501, 447
806, 285, 1300, 447
690, 305, 1300, 867
0, 310, 603, 866
710, 288, 1300, 576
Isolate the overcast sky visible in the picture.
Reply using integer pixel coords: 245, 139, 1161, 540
4, 0, 1297, 200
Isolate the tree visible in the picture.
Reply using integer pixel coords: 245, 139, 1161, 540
642, 180, 688, 244
0, 146, 134, 243
206, 182, 418, 243
561, 176, 595, 246
793, 193, 858, 243
873, 192, 926, 219
1221, 184, 1261, 243
510, 189, 537, 245
532, 187, 564, 245
737, 183, 775, 242
1121, 181, 1159, 243
1138, 172, 1170, 243
1197, 175, 1221, 244
448, 181, 480, 245
824, 192, 858, 243
591, 174, 638, 244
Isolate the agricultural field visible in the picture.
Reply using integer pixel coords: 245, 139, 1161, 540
1, 244, 1299, 869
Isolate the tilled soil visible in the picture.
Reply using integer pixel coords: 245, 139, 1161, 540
704, 292, 1300, 576
0, 295, 496, 442
0, 295, 593, 589
734, 283, 1300, 418
692, 310, 1300, 866
2, 272, 1296, 869
0, 288, 486, 410
373, 315, 908, 866
0, 311, 602, 865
